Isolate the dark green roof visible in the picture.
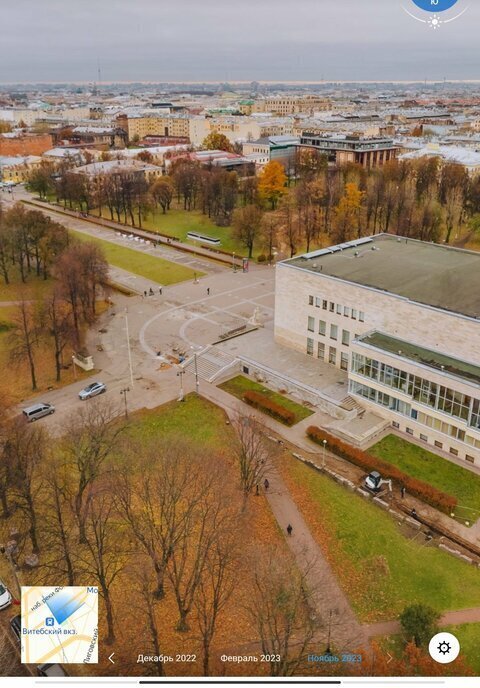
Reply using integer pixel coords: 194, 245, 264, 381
359, 332, 480, 386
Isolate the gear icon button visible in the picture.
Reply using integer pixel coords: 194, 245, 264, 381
438, 641, 451, 655
429, 633, 460, 664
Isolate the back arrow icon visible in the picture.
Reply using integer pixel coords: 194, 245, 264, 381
108, 652, 115, 664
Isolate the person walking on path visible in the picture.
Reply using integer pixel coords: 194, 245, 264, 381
286, 523, 293, 536
159, 287, 162, 296
207, 287, 210, 296
401, 486, 406, 499
264, 478, 269, 491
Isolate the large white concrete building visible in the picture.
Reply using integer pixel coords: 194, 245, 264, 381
274, 234, 480, 463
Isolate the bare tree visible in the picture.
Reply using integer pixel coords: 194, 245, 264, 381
44, 290, 75, 382
62, 401, 124, 544
0, 626, 26, 676
166, 454, 234, 633
232, 414, 276, 504
247, 547, 318, 676
232, 205, 263, 258
0, 413, 15, 519
195, 496, 242, 675
116, 438, 204, 600
80, 492, 124, 645
9, 298, 42, 391
133, 566, 166, 676
41, 464, 78, 586
6, 419, 46, 553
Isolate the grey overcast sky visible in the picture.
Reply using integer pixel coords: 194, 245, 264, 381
0, 0, 479, 83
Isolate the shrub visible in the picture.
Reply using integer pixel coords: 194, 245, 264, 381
307, 426, 458, 514
257, 254, 267, 263
243, 390, 295, 426
400, 604, 440, 648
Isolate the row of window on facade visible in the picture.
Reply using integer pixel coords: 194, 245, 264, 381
306, 337, 349, 370
351, 353, 480, 430
308, 295, 365, 322
307, 317, 356, 347
350, 380, 480, 459
390, 421, 475, 464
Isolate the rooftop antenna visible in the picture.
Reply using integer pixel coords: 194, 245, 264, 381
97, 57, 102, 89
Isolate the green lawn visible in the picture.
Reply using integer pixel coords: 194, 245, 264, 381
447, 623, 480, 674
70, 229, 203, 285
127, 393, 234, 449
370, 435, 480, 522
284, 457, 480, 622
220, 375, 314, 424
96, 204, 258, 258
0, 269, 54, 303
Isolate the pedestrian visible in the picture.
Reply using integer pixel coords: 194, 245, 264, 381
207, 287, 210, 296
149, 287, 154, 296
401, 486, 406, 499
411, 508, 418, 519
264, 478, 269, 491
286, 524, 293, 536
144, 290, 147, 298
159, 287, 162, 296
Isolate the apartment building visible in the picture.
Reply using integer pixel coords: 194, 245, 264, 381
126, 114, 194, 141
254, 95, 332, 116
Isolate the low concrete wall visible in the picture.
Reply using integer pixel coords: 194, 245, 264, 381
239, 358, 355, 421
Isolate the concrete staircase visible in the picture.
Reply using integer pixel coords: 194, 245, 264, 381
340, 395, 366, 418
182, 346, 240, 383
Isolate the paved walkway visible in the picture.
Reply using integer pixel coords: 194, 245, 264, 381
199, 383, 369, 652
266, 467, 369, 652
366, 607, 480, 639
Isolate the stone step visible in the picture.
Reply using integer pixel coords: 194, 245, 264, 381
340, 395, 366, 417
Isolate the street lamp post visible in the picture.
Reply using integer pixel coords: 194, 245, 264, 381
177, 369, 185, 402
120, 387, 130, 420
322, 439, 327, 469
194, 353, 200, 394
125, 308, 134, 389
233, 251, 237, 272
325, 609, 333, 655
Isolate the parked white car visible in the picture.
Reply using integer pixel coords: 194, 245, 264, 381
0, 582, 12, 610
78, 381, 106, 400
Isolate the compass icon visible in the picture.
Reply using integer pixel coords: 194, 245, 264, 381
412, 0, 459, 10
403, 0, 468, 28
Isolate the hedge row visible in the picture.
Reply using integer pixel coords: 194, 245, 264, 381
307, 426, 458, 515
243, 390, 296, 426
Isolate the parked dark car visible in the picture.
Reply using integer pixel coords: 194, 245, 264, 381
9, 614, 21, 642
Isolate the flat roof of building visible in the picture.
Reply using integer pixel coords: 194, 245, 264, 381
357, 331, 480, 386
284, 234, 480, 319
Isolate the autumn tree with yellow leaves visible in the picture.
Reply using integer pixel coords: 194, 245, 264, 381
258, 160, 287, 210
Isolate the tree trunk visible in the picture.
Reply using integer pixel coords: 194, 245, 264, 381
104, 590, 116, 644
0, 491, 10, 519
